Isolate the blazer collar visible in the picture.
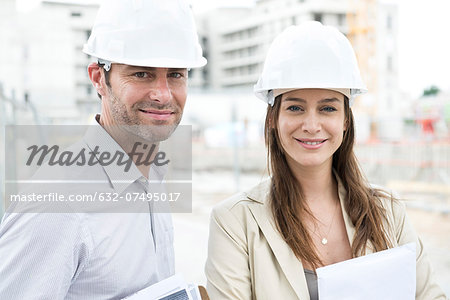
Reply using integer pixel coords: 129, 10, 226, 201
246, 179, 310, 300
245, 174, 371, 299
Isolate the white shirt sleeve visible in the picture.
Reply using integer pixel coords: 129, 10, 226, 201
0, 212, 91, 299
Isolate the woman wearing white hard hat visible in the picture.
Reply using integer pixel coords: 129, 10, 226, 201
205, 22, 446, 299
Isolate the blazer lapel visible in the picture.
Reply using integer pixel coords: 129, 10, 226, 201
244, 176, 374, 300
248, 203, 310, 300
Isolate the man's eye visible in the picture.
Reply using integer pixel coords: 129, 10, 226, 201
134, 72, 148, 78
169, 72, 183, 78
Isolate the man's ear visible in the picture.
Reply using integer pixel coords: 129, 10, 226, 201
87, 62, 107, 98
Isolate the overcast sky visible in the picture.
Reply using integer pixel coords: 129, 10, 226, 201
189, 0, 450, 98
394, 0, 450, 97
18, 0, 450, 98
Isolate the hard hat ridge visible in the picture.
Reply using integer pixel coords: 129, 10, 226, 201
83, 0, 207, 69
254, 21, 367, 106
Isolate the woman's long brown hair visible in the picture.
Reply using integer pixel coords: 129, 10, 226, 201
264, 95, 393, 269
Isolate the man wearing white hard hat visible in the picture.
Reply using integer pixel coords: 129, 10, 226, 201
0, 0, 206, 299
206, 21, 446, 299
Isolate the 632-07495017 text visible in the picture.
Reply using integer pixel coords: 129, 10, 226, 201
9, 192, 181, 203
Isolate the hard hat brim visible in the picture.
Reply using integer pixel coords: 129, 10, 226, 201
83, 46, 207, 69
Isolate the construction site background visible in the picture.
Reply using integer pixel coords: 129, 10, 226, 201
1, 0, 449, 295
180, 135, 450, 295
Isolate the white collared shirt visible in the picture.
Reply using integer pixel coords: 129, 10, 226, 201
0, 119, 175, 299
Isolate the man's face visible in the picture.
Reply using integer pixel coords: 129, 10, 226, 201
101, 64, 188, 142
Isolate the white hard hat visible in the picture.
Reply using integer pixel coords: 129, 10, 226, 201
83, 0, 207, 69
254, 21, 367, 106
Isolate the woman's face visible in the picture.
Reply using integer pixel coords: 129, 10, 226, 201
277, 88, 346, 171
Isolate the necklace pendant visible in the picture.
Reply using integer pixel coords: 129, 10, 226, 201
321, 238, 328, 245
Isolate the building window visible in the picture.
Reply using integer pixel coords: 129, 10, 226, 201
387, 55, 393, 72
313, 13, 323, 23
386, 14, 392, 30
22, 45, 29, 60
248, 27, 258, 38
386, 96, 392, 109
71, 12, 82, 17
248, 64, 258, 74
337, 13, 345, 26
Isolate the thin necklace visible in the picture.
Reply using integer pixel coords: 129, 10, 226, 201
312, 201, 339, 245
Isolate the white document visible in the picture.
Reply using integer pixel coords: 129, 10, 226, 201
121, 273, 202, 300
316, 242, 416, 300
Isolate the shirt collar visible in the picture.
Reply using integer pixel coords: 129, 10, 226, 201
82, 115, 145, 195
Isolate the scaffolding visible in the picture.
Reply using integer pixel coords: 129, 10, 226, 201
346, 0, 378, 139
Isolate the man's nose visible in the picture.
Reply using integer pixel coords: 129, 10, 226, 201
148, 76, 171, 104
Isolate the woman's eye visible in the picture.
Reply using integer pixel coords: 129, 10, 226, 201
134, 72, 148, 78
287, 106, 301, 112
322, 106, 337, 112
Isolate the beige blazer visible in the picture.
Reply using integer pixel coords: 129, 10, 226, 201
205, 179, 447, 300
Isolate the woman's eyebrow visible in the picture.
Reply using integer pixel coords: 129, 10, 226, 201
282, 97, 341, 103
318, 97, 342, 104
283, 97, 306, 103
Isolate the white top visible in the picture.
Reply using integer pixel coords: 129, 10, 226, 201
0, 118, 175, 299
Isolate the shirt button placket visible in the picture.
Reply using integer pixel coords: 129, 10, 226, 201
139, 177, 156, 251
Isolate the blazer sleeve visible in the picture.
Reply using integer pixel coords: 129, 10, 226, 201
391, 200, 448, 300
205, 201, 253, 300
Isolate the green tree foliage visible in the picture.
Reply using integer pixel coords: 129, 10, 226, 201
422, 85, 440, 97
